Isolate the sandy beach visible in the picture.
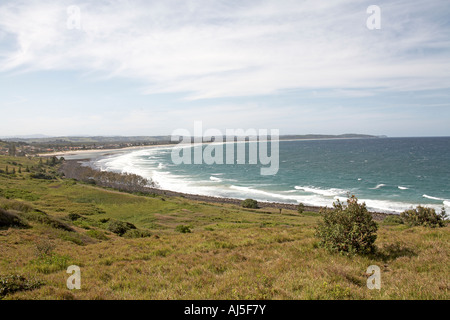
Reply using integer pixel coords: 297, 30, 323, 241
38, 144, 175, 157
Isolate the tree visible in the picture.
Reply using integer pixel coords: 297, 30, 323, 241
8, 144, 16, 157
298, 203, 305, 214
401, 206, 446, 228
242, 199, 258, 209
315, 195, 378, 255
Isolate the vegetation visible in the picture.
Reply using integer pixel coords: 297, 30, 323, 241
0, 137, 175, 156
401, 206, 447, 228
298, 203, 305, 214
382, 215, 404, 225
123, 229, 152, 239
315, 196, 378, 255
108, 220, 137, 236
242, 199, 258, 209
61, 162, 158, 191
0, 275, 43, 298
175, 224, 192, 233
0, 208, 29, 230
0, 155, 448, 300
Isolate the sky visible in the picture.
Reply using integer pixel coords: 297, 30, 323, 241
0, 0, 449, 137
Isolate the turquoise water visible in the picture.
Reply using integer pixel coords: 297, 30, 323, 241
90, 137, 450, 213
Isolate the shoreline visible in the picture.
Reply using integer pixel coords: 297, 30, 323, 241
38, 136, 379, 158
38, 143, 175, 157
60, 159, 391, 220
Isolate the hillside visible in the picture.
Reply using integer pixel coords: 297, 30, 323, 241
0, 155, 448, 300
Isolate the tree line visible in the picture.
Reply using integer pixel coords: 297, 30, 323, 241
60, 161, 158, 193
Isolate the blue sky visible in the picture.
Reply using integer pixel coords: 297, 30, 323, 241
0, 0, 449, 137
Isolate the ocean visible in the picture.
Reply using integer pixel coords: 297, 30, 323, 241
84, 137, 450, 214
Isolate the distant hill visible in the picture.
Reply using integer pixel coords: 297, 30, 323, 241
0, 134, 50, 140
2, 136, 172, 144
2, 134, 380, 144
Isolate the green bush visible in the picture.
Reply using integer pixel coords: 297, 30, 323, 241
86, 229, 109, 241
175, 224, 192, 233
383, 215, 404, 225
242, 199, 258, 209
315, 195, 378, 255
58, 232, 86, 246
34, 240, 55, 258
108, 220, 136, 236
400, 206, 446, 228
0, 208, 29, 230
298, 203, 305, 214
123, 229, 151, 239
30, 172, 55, 180
0, 275, 43, 298
67, 213, 82, 221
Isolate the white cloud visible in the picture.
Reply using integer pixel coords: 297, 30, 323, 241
0, 0, 449, 100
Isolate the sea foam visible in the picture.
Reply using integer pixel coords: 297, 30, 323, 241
370, 184, 386, 190
423, 194, 446, 201
295, 186, 347, 197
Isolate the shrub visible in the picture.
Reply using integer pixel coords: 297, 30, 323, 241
86, 229, 109, 241
21, 210, 73, 232
242, 199, 258, 209
315, 195, 378, 255
383, 215, 404, 225
67, 213, 82, 221
0, 275, 43, 298
30, 173, 54, 180
298, 203, 305, 214
35, 240, 55, 258
123, 229, 151, 239
400, 206, 446, 228
175, 224, 192, 233
108, 220, 136, 236
58, 232, 86, 246
0, 208, 29, 230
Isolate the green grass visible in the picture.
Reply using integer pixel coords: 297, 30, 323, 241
28, 254, 73, 274
0, 155, 448, 300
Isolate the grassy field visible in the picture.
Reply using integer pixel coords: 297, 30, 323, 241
0, 155, 448, 300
